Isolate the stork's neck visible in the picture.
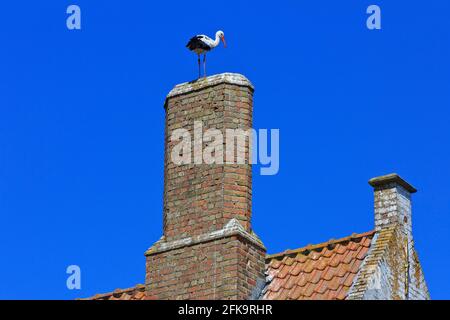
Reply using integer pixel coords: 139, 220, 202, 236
212, 33, 221, 48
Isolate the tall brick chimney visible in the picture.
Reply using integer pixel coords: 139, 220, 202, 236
369, 173, 417, 237
145, 73, 266, 300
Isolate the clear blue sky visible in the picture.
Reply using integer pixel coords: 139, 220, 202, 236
1, 0, 449, 299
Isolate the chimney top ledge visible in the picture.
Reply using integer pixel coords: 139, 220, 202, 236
166, 73, 254, 99
369, 173, 417, 193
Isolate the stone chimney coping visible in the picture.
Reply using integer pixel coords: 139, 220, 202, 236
369, 173, 417, 193
144, 218, 265, 256
166, 73, 254, 100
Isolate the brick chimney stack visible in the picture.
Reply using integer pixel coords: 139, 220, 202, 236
145, 73, 266, 300
369, 173, 417, 237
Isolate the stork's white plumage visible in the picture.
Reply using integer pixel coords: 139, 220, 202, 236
186, 30, 226, 78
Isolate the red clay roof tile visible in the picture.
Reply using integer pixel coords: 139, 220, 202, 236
288, 285, 304, 300
284, 275, 296, 290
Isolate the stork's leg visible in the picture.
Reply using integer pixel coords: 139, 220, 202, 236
203, 54, 207, 78
198, 54, 201, 79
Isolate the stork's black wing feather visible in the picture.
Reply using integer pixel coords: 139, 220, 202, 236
186, 35, 211, 51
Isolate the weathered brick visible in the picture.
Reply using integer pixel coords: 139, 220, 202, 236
145, 74, 266, 300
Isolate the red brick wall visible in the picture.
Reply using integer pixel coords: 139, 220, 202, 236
146, 235, 266, 300
163, 81, 253, 241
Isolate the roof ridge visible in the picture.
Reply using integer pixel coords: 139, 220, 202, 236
266, 230, 376, 261
82, 284, 145, 300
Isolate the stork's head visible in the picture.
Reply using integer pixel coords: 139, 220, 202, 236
217, 30, 226, 48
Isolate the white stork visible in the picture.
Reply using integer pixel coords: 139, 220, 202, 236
186, 30, 226, 78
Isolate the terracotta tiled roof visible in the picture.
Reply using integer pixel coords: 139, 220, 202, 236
262, 231, 375, 300
83, 284, 146, 300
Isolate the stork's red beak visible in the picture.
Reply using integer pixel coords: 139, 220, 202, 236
221, 36, 227, 48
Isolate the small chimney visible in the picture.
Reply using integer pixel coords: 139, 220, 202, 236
369, 173, 417, 236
